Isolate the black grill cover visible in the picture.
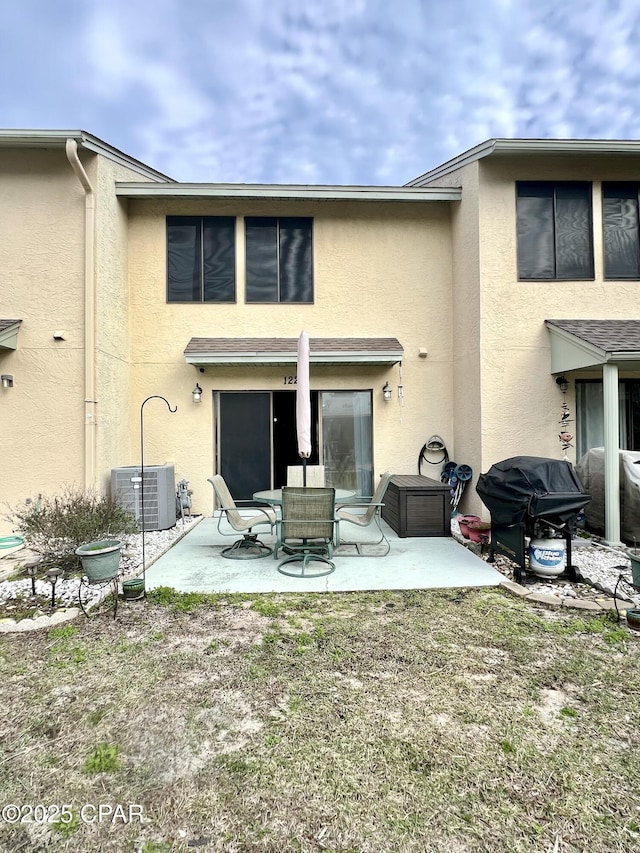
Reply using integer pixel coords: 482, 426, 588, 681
476, 456, 591, 526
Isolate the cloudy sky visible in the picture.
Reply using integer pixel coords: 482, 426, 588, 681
3, 0, 640, 185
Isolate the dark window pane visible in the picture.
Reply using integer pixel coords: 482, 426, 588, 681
517, 191, 555, 278
279, 218, 313, 302
167, 218, 201, 301
555, 184, 593, 279
203, 217, 236, 301
516, 182, 593, 280
246, 218, 278, 302
603, 185, 640, 279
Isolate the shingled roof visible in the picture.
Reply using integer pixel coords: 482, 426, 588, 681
545, 320, 640, 353
545, 319, 640, 373
184, 337, 403, 365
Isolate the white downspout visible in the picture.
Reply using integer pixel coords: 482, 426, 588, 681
65, 139, 97, 490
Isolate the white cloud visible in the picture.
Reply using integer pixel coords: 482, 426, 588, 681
3, 0, 640, 182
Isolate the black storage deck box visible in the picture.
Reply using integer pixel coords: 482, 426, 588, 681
381, 474, 451, 537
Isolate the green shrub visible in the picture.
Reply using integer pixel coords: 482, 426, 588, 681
7, 486, 137, 571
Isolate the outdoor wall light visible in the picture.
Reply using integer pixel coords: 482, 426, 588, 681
1, 375, 13, 389
192, 382, 203, 403
555, 375, 569, 393
382, 382, 392, 402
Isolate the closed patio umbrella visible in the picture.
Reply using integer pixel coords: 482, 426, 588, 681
296, 330, 311, 484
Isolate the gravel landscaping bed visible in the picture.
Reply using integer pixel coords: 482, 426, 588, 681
0, 516, 202, 623
451, 517, 640, 607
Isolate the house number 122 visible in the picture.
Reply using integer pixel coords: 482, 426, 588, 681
283, 376, 297, 385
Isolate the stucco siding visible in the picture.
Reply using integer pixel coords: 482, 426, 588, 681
477, 156, 640, 484
421, 163, 483, 511
0, 149, 86, 531
126, 199, 455, 514
93, 156, 153, 495
10, 134, 640, 531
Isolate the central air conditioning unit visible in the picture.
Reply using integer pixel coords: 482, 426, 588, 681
111, 465, 176, 531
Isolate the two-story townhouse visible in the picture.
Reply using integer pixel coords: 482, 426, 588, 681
410, 139, 640, 544
116, 181, 459, 510
0, 131, 459, 533
3, 131, 640, 545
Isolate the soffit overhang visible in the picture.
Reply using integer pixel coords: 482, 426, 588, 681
407, 137, 640, 186
546, 319, 640, 372
0, 319, 22, 350
0, 130, 173, 182
184, 337, 404, 366
116, 183, 461, 203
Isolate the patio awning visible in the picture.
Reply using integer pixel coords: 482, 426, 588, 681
546, 319, 640, 372
545, 319, 640, 548
184, 337, 404, 366
0, 319, 22, 350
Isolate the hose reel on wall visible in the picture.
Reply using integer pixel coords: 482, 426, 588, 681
418, 435, 473, 513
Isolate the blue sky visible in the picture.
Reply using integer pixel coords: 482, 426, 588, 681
3, 0, 640, 184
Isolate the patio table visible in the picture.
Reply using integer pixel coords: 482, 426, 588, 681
253, 488, 355, 507
254, 487, 355, 551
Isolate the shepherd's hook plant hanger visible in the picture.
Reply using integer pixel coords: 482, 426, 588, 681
140, 395, 177, 591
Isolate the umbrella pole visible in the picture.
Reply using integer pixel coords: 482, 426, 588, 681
303, 458, 307, 486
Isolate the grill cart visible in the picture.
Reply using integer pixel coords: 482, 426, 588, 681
476, 456, 591, 585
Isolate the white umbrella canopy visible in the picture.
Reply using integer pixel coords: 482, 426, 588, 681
296, 330, 311, 483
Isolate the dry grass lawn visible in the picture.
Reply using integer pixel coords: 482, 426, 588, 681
0, 586, 639, 853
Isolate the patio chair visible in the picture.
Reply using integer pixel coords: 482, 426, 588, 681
286, 465, 326, 486
275, 486, 337, 577
335, 471, 393, 556
208, 475, 276, 559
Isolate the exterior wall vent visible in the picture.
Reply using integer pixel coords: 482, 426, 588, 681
111, 465, 176, 531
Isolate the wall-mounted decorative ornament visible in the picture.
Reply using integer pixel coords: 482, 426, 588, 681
555, 376, 574, 459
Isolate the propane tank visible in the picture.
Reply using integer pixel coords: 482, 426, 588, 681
529, 537, 566, 577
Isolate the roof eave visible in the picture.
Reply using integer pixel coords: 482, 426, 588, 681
185, 352, 403, 366
545, 321, 640, 372
0, 129, 173, 183
116, 182, 461, 203
407, 138, 640, 186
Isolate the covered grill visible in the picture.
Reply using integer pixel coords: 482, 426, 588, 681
476, 456, 591, 584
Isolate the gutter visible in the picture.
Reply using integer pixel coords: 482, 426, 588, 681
406, 137, 640, 186
65, 139, 96, 490
115, 182, 461, 203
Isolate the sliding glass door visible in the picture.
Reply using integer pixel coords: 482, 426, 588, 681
576, 379, 640, 459
321, 391, 373, 495
216, 389, 373, 499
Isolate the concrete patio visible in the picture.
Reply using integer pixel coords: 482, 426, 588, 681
145, 513, 504, 594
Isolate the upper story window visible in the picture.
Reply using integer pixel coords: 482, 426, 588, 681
603, 184, 640, 279
167, 216, 236, 302
245, 217, 313, 303
516, 182, 594, 280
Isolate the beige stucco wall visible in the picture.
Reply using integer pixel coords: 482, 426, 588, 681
11, 139, 639, 531
0, 149, 87, 533
479, 156, 640, 468
125, 199, 455, 515
425, 165, 483, 511
0, 145, 158, 534
93, 156, 151, 496
426, 153, 640, 516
